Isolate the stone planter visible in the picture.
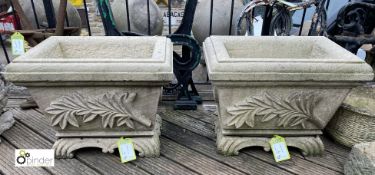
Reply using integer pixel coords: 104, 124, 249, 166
203, 36, 374, 156
5, 36, 173, 158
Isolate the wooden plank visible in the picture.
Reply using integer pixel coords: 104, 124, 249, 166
162, 91, 214, 101
177, 109, 217, 124
159, 110, 216, 139
159, 110, 344, 175
12, 109, 57, 140
76, 150, 151, 175
7, 95, 30, 99
302, 153, 345, 172
159, 102, 217, 124
9, 109, 150, 175
13, 109, 199, 175
5, 99, 26, 108
161, 121, 294, 175
2, 122, 101, 175
321, 136, 350, 158
131, 155, 199, 175
160, 137, 246, 175
0, 138, 50, 175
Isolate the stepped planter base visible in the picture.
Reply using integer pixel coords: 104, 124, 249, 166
54, 115, 161, 158
215, 122, 324, 156
204, 36, 374, 156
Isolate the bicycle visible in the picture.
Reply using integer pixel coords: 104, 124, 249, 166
236, 0, 327, 36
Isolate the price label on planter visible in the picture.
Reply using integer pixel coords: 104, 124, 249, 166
11, 32, 25, 55
117, 137, 136, 163
269, 135, 290, 162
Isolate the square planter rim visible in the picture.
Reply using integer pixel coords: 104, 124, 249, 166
4, 36, 174, 82
203, 36, 374, 82
11, 36, 169, 63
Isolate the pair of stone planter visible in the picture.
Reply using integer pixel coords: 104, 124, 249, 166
5, 35, 373, 158
5, 36, 173, 158
203, 36, 374, 156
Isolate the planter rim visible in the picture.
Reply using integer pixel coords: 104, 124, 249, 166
203, 36, 374, 82
4, 36, 174, 82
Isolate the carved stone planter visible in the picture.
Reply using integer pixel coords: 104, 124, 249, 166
5, 36, 173, 158
203, 36, 374, 156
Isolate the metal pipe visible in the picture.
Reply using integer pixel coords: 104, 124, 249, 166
147, 0, 151, 35
125, 0, 131, 31
209, 0, 213, 35
325, 0, 330, 10
298, 9, 307, 36
0, 35, 10, 64
229, 0, 235, 35
83, 0, 91, 35
168, 0, 172, 34
30, 0, 40, 29
65, 11, 70, 27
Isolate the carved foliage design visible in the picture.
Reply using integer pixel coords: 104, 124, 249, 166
226, 92, 321, 129
45, 92, 151, 129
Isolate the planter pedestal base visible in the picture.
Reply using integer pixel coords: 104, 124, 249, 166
53, 115, 161, 159
216, 124, 324, 156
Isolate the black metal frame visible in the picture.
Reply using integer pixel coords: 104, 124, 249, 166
329, 1, 375, 53
96, 0, 201, 110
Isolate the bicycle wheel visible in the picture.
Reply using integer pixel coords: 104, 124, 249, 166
236, 0, 268, 35
269, 5, 292, 36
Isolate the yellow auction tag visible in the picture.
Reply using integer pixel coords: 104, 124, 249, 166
69, 0, 83, 7
11, 32, 25, 55
269, 135, 291, 162
117, 137, 136, 163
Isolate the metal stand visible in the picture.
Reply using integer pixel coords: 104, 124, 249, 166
329, 2, 375, 53
96, 0, 201, 110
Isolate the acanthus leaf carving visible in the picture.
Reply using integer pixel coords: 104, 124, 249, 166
45, 92, 151, 130
226, 92, 322, 129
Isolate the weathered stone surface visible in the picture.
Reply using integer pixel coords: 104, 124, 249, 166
344, 142, 375, 175
19, 0, 81, 34
0, 72, 7, 114
5, 36, 173, 82
326, 86, 375, 147
112, 0, 163, 35
192, 0, 245, 44
204, 36, 374, 156
4, 36, 173, 157
215, 121, 324, 156
54, 115, 161, 158
0, 111, 14, 143
343, 86, 375, 116
0, 65, 14, 143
